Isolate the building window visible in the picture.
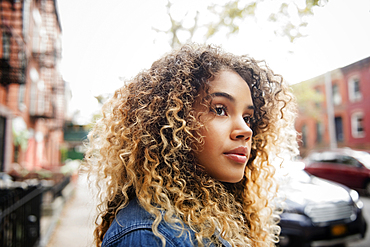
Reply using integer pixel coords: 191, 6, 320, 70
316, 122, 323, 143
348, 77, 362, 102
32, 9, 42, 52
315, 88, 322, 109
37, 80, 45, 115
22, 0, 32, 41
332, 84, 341, 105
18, 84, 26, 112
335, 116, 343, 142
351, 112, 365, 138
2, 32, 11, 60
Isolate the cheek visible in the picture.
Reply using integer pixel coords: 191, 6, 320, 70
202, 124, 225, 150
197, 125, 214, 150
204, 119, 228, 137
200, 122, 215, 141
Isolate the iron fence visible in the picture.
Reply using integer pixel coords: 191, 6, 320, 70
0, 185, 43, 247
0, 175, 71, 247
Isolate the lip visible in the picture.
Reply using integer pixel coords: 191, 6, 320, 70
224, 146, 249, 164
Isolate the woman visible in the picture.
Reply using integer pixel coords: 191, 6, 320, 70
85, 43, 298, 247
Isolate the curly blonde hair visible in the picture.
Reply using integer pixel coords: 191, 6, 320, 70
85, 43, 298, 247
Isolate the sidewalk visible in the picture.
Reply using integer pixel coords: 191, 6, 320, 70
45, 173, 97, 247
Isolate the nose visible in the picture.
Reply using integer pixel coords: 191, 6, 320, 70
230, 118, 253, 141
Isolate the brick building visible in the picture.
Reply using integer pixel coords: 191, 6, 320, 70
294, 56, 370, 157
0, 0, 67, 174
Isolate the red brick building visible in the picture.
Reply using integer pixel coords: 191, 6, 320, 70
295, 56, 370, 157
0, 0, 67, 174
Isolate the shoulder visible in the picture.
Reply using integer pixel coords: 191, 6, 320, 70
102, 199, 195, 247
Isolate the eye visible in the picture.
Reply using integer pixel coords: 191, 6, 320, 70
243, 115, 253, 126
212, 105, 227, 116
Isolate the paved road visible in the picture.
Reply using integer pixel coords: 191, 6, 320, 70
46, 174, 97, 247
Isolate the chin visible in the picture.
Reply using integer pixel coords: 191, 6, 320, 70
220, 176, 244, 184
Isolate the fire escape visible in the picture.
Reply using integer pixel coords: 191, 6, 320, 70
29, 0, 63, 128
0, 1, 26, 86
28, 0, 65, 170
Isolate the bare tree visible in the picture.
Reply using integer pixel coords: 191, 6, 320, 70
155, 0, 328, 48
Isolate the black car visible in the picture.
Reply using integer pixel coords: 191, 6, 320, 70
276, 161, 367, 247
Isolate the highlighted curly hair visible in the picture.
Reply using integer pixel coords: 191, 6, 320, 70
85, 44, 298, 247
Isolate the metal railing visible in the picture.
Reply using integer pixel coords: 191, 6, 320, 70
0, 185, 43, 247
49, 175, 70, 200
0, 175, 72, 247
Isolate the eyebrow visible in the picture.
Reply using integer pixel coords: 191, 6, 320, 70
210, 92, 255, 110
211, 92, 234, 102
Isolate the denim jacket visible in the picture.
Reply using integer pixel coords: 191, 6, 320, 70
102, 199, 231, 247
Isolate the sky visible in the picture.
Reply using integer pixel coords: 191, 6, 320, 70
56, 0, 370, 124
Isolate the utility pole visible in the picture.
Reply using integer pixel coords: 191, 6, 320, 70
324, 72, 337, 149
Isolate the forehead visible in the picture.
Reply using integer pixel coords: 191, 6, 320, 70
209, 70, 251, 97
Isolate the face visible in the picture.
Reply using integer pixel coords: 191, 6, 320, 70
194, 70, 254, 183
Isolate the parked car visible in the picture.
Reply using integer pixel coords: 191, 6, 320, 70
304, 148, 370, 194
276, 161, 367, 247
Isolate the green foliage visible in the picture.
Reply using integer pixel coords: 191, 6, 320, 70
12, 130, 29, 150
207, 1, 257, 39
267, 0, 327, 42
60, 145, 68, 163
291, 81, 324, 118
212, 0, 328, 42
60, 160, 81, 175
158, 0, 329, 48
95, 95, 108, 105
86, 112, 102, 130
35, 169, 53, 179
12, 118, 30, 151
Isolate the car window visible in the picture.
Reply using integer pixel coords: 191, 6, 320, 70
352, 151, 370, 169
309, 150, 367, 168
338, 155, 360, 167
